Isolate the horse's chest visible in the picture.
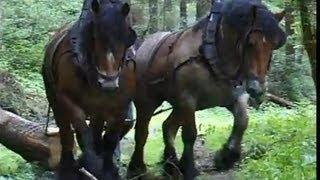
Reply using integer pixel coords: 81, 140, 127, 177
80, 91, 128, 116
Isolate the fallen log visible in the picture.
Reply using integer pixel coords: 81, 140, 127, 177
0, 108, 72, 170
265, 93, 295, 108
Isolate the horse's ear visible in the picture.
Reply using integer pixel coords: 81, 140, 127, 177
121, 3, 130, 16
92, 0, 100, 14
274, 10, 286, 22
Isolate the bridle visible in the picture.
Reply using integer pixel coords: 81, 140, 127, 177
92, 31, 136, 86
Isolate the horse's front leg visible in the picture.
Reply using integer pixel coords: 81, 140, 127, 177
101, 125, 121, 180
214, 93, 249, 170
127, 102, 159, 178
177, 104, 199, 180
89, 117, 104, 155
52, 107, 79, 180
56, 94, 102, 178
162, 110, 181, 176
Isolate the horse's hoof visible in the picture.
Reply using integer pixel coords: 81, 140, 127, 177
103, 170, 120, 180
126, 164, 147, 179
214, 147, 240, 171
179, 163, 199, 180
162, 158, 183, 179
56, 163, 81, 180
78, 151, 103, 178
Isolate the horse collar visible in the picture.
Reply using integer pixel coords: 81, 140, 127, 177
200, 1, 256, 87
199, 0, 224, 78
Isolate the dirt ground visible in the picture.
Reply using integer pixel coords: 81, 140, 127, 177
117, 135, 235, 180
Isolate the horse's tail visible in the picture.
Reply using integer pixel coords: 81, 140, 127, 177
42, 24, 70, 133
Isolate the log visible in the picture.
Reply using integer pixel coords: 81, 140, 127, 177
0, 108, 70, 170
265, 93, 295, 108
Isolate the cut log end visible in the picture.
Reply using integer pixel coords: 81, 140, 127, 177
0, 109, 68, 170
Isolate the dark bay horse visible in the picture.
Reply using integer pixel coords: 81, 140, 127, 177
127, 0, 286, 179
42, 0, 136, 179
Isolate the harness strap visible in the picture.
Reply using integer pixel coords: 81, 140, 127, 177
200, 0, 248, 88
200, 0, 225, 78
146, 31, 184, 85
147, 33, 173, 67
43, 30, 69, 136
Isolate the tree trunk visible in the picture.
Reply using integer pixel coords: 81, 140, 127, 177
297, 0, 316, 85
0, 108, 65, 170
196, 0, 210, 20
0, 0, 3, 47
163, 0, 174, 31
180, 0, 187, 28
164, 0, 172, 11
149, 0, 158, 34
284, 3, 296, 98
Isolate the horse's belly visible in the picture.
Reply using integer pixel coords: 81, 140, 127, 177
196, 84, 234, 110
173, 61, 234, 110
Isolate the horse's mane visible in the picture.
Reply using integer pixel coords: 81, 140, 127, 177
64, 0, 99, 86
192, 0, 285, 46
192, 0, 266, 32
67, 0, 96, 70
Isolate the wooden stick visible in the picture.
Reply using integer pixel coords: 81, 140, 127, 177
79, 167, 98, 180
265, 93, 295, 108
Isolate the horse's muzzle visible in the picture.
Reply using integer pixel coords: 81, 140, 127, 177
246, 79, 266, 108
247, 80, 264, 98
97, 77, 119, 91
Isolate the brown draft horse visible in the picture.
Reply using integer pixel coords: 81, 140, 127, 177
42, 0, 136, 179
127, 0, 286, 179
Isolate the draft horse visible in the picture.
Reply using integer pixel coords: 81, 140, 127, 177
42, 0, 136, 179
127, 0, 286, 179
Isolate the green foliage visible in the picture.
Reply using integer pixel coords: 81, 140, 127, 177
0, 145, 22, 175
263, 0, 316, 101
238, 104, 316, 179
0, 145, 42, 179
0, 0, 82, 92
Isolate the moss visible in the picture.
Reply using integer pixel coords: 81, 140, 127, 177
0, 146, 22, 175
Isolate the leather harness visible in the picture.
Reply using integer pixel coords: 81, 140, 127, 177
199, 0, 223, 77
199, 0, 264, 89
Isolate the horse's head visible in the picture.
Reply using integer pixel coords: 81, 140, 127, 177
220, 0, 286, 104
91, 0, 137, 91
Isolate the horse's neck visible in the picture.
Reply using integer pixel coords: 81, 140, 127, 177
215, 22, 243, 77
